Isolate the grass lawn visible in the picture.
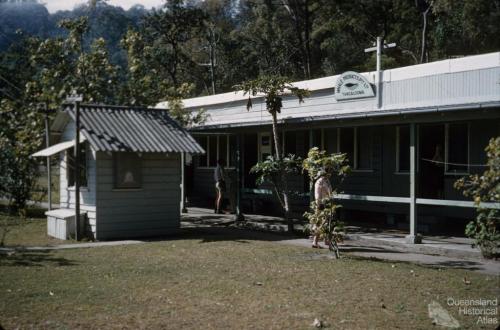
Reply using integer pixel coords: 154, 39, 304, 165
1, 227, 498, 329
0, 212, 75, 247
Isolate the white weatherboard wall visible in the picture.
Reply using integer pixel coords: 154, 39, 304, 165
59, 121, 97, 237
95, 152, 181, 240
166, 52, 500, 127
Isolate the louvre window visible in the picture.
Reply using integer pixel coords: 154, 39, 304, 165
67, 142, 87, 187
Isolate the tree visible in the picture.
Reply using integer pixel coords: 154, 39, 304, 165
0, 99, 42, 214
236, 76, 309, 231
27, 16, 118, 107
454, 138, 500, 258
0, 16, 119, 213
121, 0, 206, 104
0, 35, 43, 214
165, 83, 207, 128
250, 154, 302, 223
236, 0, 302, 78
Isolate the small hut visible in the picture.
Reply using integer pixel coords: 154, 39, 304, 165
32, 104, 204, 240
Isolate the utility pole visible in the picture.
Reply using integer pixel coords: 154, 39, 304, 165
37, 102, 52, 211
66, 91, 83, 240
198, 23, 218, 95
364, 37, 396, 109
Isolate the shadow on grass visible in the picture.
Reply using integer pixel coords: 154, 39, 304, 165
136, 225, 300, 245
346, 252, 484, 272
431, 260, 484, 271
340, 245, 404, 254
0, 250, 78, 267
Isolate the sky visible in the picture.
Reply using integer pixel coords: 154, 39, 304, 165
44, 0, 165, 13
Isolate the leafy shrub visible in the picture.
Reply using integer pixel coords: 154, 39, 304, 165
454, 137, 500, 258
250, 154, 302, 210
302, 147, 350, 242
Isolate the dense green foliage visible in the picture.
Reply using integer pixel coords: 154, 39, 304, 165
454, 138, 500, 258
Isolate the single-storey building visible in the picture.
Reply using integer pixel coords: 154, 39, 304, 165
158, 52, 500, 240
33, 104, 204, 240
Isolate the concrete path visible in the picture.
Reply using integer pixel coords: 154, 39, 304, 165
279, 238, 500, 276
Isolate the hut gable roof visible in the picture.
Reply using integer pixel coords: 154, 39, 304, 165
60, 104, 204, 154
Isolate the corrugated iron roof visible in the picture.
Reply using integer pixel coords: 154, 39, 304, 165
64, 104, 205, 154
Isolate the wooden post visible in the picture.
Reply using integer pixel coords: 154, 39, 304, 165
235, 134, 244, 222
309, 129, 314, 203
406, 123, 421, 244
74, 100, 81, 240
376, 36, 382, 109
181, 152, 187, 213
45, 112, 52, 211
66, 92, 83, 240
38, 103, 52, 211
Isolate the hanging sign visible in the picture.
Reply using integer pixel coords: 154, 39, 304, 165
334, 71, 375, 101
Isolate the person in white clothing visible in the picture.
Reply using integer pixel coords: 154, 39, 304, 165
312, 170, 332, 248
214, 159, 226, 214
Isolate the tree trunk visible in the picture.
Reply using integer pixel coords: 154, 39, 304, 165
420, 6, 430, 63
303, 0, 311, 79
270, 111, 293, 232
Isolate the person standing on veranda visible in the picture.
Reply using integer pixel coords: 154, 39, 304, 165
312, 170, 333, 248
214, 159, 227, 214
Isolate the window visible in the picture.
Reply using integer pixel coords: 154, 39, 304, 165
284, 131, 297, 156
194, 134, 236, 168
67, 142, 87, 187
446, 123, 469, 174
396, 126, 410, 172
356, 127, 372, 170
311, 129, 323, 149
259, 132, 272, 161
114, 153, 142, 189
196, 136, 207, 167
338, 127, 373, 170
338, 127, 355, 166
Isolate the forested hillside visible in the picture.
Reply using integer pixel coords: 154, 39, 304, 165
1, 0, 499, 100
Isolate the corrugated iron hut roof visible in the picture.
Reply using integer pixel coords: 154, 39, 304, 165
59, 104, 205, 154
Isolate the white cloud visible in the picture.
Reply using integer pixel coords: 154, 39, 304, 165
44, 0, 164, 13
